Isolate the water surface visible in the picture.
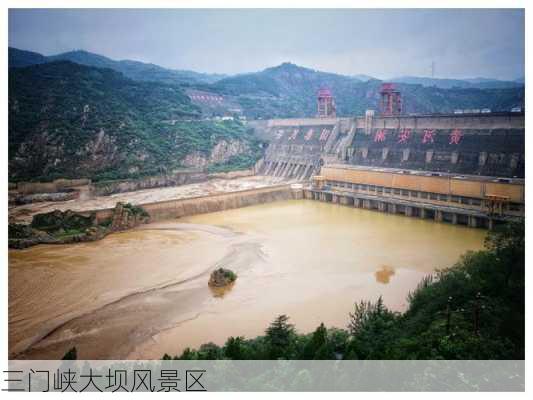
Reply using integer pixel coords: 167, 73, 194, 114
9, 200, 486, 359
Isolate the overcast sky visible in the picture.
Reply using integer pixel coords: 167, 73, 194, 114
8, 9, 525, 80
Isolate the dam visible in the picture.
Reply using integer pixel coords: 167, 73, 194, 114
251, 84, 524, 181
251, 111, 525, 180
247, 89, 525, 227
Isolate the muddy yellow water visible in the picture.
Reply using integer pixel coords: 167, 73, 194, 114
9, 200, 486, 359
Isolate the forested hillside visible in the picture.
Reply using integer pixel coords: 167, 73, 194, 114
9, 61, 260, 182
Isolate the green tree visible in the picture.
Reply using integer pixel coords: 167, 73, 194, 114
302, 322, 332, 359
224, 336, 246, 360
346, 297, 399, 359
178, 347, 196, 360
197, 342, 222, 360
62, 346, 77, 360
485, 219, 525, 288
265, 315, 296, 359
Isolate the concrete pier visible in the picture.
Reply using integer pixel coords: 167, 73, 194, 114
304, 186, 517, 230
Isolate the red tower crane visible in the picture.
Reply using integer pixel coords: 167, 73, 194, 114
379, 83, 402, 116
317, 87, 336, 118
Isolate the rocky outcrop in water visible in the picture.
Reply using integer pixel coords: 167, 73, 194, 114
31, 209, 96, 232
110, 202, 150, 231
8, 202, 150, 249
8, 223, 58, 249
208, 268, 237, 287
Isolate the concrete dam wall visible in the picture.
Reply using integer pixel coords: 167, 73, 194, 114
250, 112, 525, 179
89, 184, 302, 223
250, 118, 357, 180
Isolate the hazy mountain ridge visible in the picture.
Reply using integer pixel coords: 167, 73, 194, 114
8, 48, 48, 68
209, 62, 524, 118
10, 47, 523, 91
391, 76, 523, 90
9, 47, 525, 119
9, 47, 227, 85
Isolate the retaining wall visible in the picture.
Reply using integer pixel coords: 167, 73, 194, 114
89, 184, 301, 223
91, 170, 207, 197
16, 179, 91, 195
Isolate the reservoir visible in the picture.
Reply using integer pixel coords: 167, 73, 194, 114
9, 199, 486, 359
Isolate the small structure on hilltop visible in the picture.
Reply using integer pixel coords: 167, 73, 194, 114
317, 87, 336, 118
